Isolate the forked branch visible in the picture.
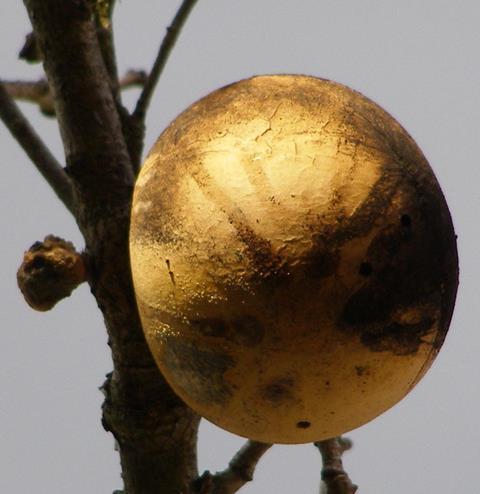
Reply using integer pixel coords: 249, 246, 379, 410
133, 0, 199, 122
315, 437, 357, 494
193, 440, 272, 494
0, 81, 75, 213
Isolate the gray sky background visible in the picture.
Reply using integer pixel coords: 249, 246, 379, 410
1, 1, 479, 492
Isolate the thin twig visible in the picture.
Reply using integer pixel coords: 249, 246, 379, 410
94, 0, 119, 96
0, 81, 75, 213
119, 69, 148, 89
133, 0, 198, 122
193, 440, 272, 494
2, 71, 147, 118
3, 78, 54, 115
315, 437, 357, 494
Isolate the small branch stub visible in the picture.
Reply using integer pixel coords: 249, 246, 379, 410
19, 32, 42, 63
17, 235, 87, 311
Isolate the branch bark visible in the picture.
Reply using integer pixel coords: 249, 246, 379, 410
315, 437, 357, 494
0, 81, 75, 213
2, 71, 147, 117
19, 32, 42, 63
22, 1, 199, 492
2, 78, 54, 115
193, 440, 272, 494
94, 0, 119, 97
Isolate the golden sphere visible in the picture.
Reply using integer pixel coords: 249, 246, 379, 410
130, 75, 458, 443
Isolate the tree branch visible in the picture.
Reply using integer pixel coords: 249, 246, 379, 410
193, 440, 272, 494
94, 0, 119, 97
132, 0, 198, 122
23, 1, 200, 492
2, 78, 54, 115
2, 71, 147, 118
0, 81, 75, 213
119, 69, 148, 89
315, 437, 357, 494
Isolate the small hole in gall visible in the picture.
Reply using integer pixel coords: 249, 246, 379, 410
401, 214, 412, 227
296, 421, 311, 429
359, 262, 373, 277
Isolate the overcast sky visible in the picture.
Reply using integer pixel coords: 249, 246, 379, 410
1, 1, 479, 493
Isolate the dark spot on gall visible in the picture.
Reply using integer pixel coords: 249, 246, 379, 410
361, 318, 434, 356
162, 338, 234, 405
343, 286, 392, 326
235, 223, 286, 281
190, 315, 264, 347
261, 377, 295, 405
30, 256, 47, 270
231, 315, 264, 346
296, 421, 311, 429
355, 365, 368, 377
304, 246, 339, 280
359, 262, 373, 277
401, 214, 412, 227
190, 318, 227, 337
341, 191, 455, 357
